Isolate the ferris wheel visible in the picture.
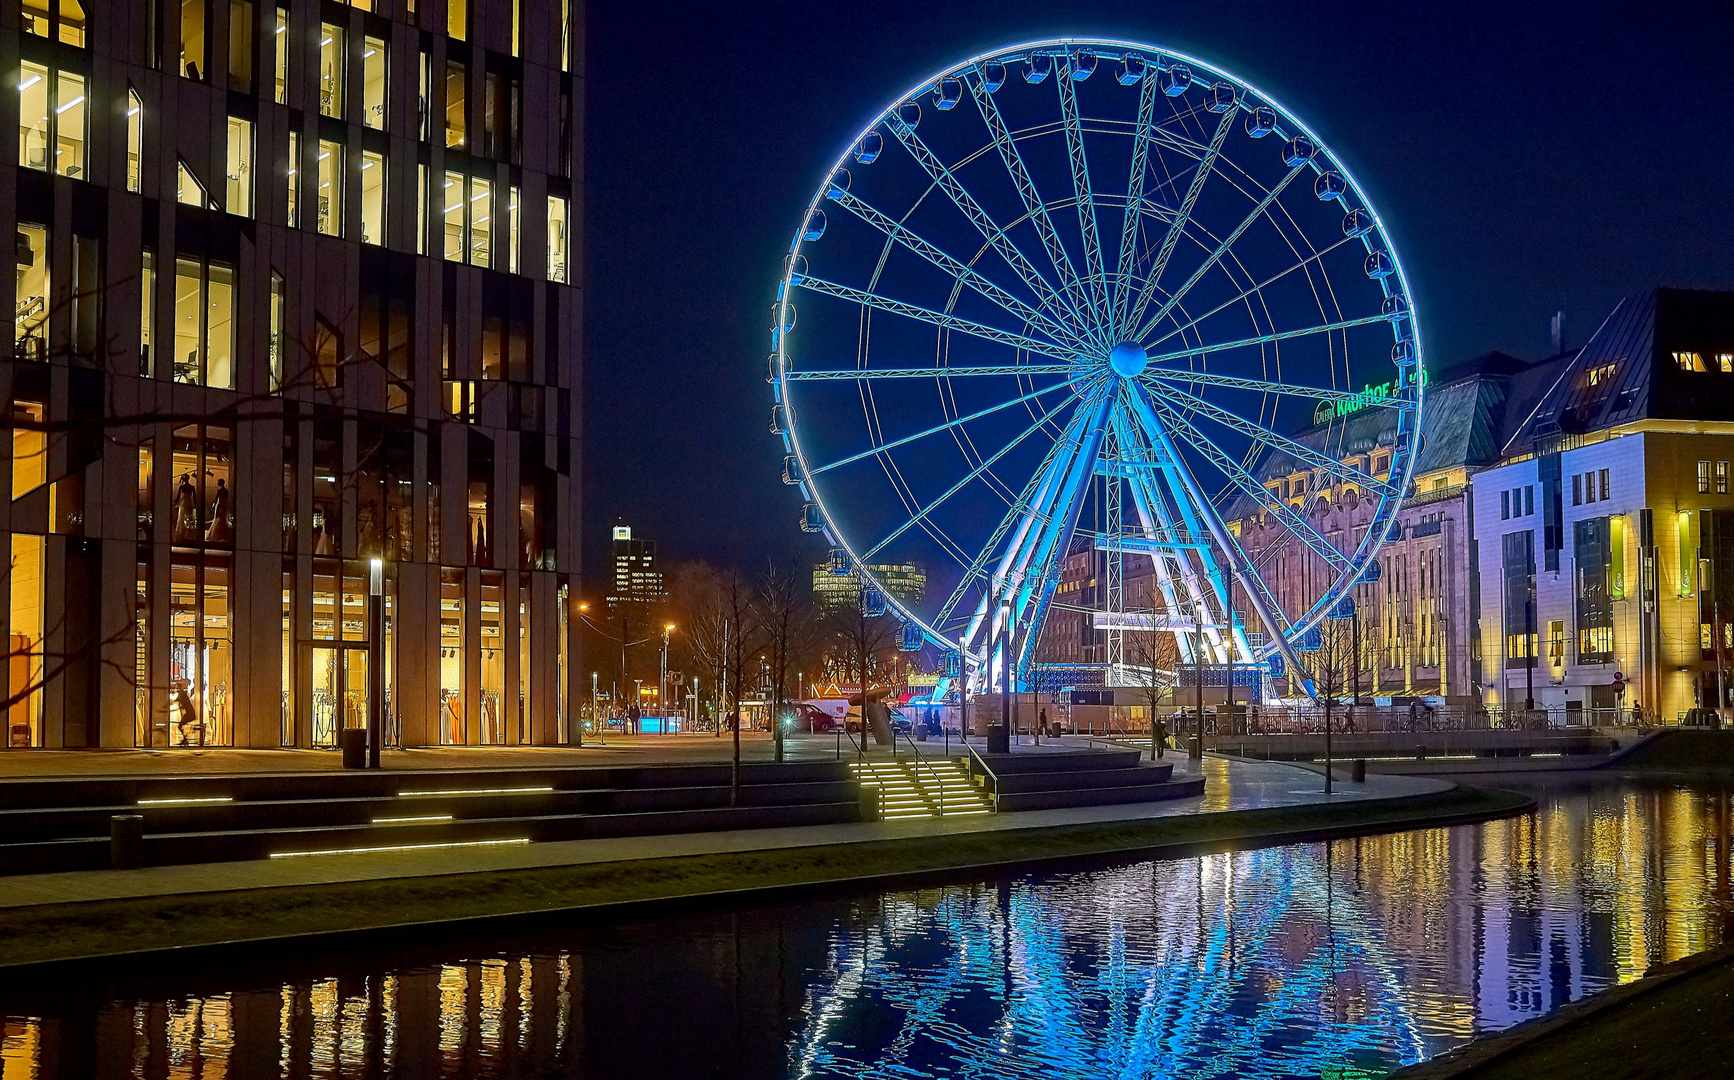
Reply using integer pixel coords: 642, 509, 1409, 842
770, 38, 1423, 695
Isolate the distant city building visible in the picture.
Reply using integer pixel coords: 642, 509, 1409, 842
813, 562, 926, 609
607, 526, 666, 609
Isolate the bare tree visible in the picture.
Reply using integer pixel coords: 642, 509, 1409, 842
667, 560, 730, 732
821, 589, 900, 743
755, 558, 819, 763
1126, 626, 1181, 758
1307, 615, 1358, 794
721, 569, 761, 801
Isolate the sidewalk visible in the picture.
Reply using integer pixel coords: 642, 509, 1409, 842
0, 756, 1445, 911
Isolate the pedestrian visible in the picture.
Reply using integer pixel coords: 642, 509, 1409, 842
1039, 706, 1048, 737
1154, 717, 1168, 758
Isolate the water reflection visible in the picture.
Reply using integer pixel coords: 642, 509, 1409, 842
2, 778, 1730, 1079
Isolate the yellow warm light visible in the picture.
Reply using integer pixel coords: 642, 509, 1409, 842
270, 838, 529, 858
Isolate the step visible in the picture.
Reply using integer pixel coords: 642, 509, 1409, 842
0, 798, 867, 875
995, 777, 1205, 813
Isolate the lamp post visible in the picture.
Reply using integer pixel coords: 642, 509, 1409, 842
575, 602, 589, 746
994, 597, 1012, 754
633, 679, 642, 733
959, 633, 968, 745
366, 558, 383, 768
591, 670, 599, 745
661, 622, 675, 729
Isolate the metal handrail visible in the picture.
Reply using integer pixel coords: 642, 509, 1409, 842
965, 744, 1001, 813
895, 728, 947, 816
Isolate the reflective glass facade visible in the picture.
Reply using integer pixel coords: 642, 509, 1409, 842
1, 0, 583, 749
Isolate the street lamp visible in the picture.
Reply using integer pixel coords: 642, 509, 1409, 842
591, 670, 600, 744
661, 622, 675, 729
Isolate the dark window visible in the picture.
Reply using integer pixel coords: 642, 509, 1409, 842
1574, 517, 1613, 664
1502, 530, 1536, 669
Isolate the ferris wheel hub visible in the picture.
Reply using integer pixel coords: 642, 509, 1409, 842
1108, 341, 1149, 379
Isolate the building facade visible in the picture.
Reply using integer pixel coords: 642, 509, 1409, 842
812, 561, 925, 610
3, 0, 584, 750
1472, 289, 1734, 724
605, 524, 663, 610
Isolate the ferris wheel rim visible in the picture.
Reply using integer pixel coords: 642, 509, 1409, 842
771, 36, 1426, 670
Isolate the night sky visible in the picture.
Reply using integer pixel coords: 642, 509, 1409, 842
582, 0, 1734, 584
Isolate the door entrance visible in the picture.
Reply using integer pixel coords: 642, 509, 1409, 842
311, 644, 368, 748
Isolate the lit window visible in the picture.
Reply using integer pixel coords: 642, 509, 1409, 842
363, 37, 387, 130
510, 0, 521, 56
1585, 363, 1616, 387
417, 163, 428, 256
141, 250, 156, 376
445, 61, 467, 148
53, 70, 85, 177
317, 140, 343, 236
1699, 460, 1711, 494
470, 177, 492, 266
226, 116, 253, 217
1719, 462, 1729, 496
443, 170, 465, 260
14, 224, 49, 361
228, 0, 254, 93
1676, 351, 1707, 372
547, 195, 569, 283
126, 88, 143, 192
18, 62, 49, 171
180, 0, 207, 79
360, 151, 385, 245
177, 159, 210, 208
286, 130, 301, 227
1721, 354, 1734, 373
418, 50, 433, 140
319, 23, 345, 118
561, 0, 571, 72
274, 6, 289, 103
171, 258, 235, 389
269, 271, 285, 391
23, 0, 88, 47
507, 185, 521, 273
448, 0, 467, 40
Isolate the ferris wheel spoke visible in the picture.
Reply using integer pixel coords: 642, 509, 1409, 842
809, 383, 1074, 476
1056, 59, 1109, 323
1120, 107, 1239, 340
1152, 405, 1348, 574
790, 274, 1073, 360
1144, 236, 1357, 353
967, 72, 1100, 350
1149, 386, 1397, 499
1142, 313, 1393, 367
884, 114, 1094, 341
1146, 369, 1409, 409
1123, 384, 1318, 691
936, 433, 1074, 631
826, 188, 1091, 353
1111, 73, 1161, 337
858, 392, 1086, 562
1129, 163, 1310, 344
784, 363, 1073, 382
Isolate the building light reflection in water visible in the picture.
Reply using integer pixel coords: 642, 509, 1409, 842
0, 780, 1728, 1079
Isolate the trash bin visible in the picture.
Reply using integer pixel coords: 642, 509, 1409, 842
1352, 759, 1367, 783
1188, 736, 1203, 759
111, 814, 144, 870
340, 727, 368, 769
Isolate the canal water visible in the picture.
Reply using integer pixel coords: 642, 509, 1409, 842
4, 776, 1732, 1079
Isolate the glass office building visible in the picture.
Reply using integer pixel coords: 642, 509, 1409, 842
2, 0, 583, 749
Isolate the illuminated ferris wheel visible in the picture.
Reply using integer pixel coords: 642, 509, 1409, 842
770, 38, 1423, 693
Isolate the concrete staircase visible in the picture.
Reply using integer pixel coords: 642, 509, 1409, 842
851, 757, 995, 820
0, 762, 866, 875
966, 747, 1205, 812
